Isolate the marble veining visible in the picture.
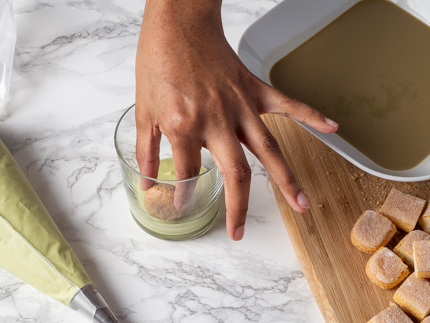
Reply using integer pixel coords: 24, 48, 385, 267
0, 0, 324, 322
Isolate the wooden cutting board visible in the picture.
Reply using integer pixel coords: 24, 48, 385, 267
262, 114, 430, 323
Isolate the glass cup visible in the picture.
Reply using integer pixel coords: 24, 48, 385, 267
114, 105, 224, 240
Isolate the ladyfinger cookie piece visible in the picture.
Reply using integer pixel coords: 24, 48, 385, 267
351, 210, 397, 254
394, 274, 430, 321
393, 230, 430, 268
379, 188, 426, 232
368, 303, 412, 323
366, 247, 409, 289
419, 202, 430, 234
413, 240, 430, 279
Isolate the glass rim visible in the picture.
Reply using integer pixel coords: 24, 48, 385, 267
114, 104, 219, 183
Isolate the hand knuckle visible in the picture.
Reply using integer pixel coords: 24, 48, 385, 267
278, 173, 298, 191
279, 95, 297, 107
206, 105, 229, 130
305, 108, 321, 121
136, 126, 158, 164
301, 117, 311, 125
236, 208, 248, 222
136, 147, 145, 164
170, 113, 189, 129
229, 162, 252, 183
136, 147, 158, 165
168, 111, 200, 135
286, 172, 298, 185
228, 207, 248, 223
207, 107, 223, 123
176, 165, 201, 179
258, 133, 280, 152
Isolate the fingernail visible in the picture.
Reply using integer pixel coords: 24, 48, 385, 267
325, 117, 338, 128
234, 225, 245, 241
297, 191, 310, 209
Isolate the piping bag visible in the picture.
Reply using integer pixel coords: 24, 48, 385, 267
0, 139, 118, 323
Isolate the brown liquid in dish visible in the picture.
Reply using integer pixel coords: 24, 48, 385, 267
270, 0, 430, 171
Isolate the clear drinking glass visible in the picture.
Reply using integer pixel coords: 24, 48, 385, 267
114, 105, 224, 240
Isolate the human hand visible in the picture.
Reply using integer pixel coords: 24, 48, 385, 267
135, 0, 338, 240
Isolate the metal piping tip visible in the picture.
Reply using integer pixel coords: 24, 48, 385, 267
70, 284, 119, 323
94, 307, 118, 323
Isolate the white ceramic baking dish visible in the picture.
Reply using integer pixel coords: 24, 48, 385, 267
238, 0, 430, 182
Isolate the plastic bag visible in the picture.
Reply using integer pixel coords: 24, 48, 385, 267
0, 0, 17, 121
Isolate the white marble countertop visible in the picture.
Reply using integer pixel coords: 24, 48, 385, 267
0, 0, 324, 322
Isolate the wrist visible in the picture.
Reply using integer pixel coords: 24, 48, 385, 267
143, 0, 223, 33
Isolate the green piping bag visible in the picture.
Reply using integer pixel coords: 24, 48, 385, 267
0, 139, 118, 323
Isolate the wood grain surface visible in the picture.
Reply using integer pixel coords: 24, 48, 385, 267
262, 114, 430, 323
